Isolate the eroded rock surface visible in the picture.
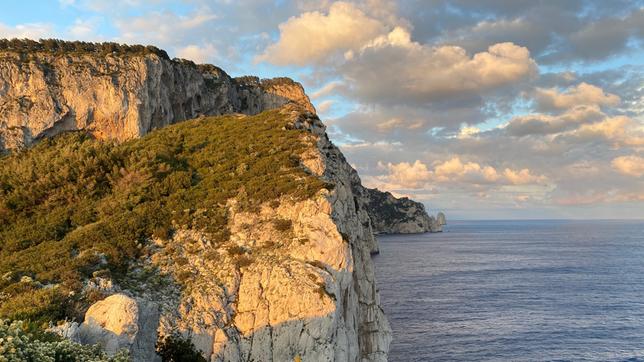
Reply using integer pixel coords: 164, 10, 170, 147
0, 50, 314, 151
63, 107, 391, 362
146, 107, 391, 362
0, 41, 446, 361
77, 293, 160, 361
363, 188, 445, 234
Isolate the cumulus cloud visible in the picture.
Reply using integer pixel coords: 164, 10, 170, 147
342, 29, 538, 105
612, 155, 644, 177
570, 116, 644, 147
534, 82, 620, 112
503, 168, 546, 185
380, 160, 432, 188
433, 157, 500, 184
371, 157, 547, 190
259, 1, 388, 65
176, 43, 219, 63
0, 22, 54, 39
504, 105, 605, 136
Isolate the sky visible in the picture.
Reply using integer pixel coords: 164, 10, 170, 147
1, 0, 643, 219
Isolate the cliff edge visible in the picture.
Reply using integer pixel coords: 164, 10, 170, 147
0, 40, 443, 361
363, 188, 446, 234
0, 39, 314, 151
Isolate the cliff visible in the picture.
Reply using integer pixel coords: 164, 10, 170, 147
363, 188, 446, 234
0, 41, 314, 151
0, 40, 440, 361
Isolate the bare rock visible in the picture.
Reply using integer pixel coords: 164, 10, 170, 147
78, 293, 160, 361
0, 48, 315, 152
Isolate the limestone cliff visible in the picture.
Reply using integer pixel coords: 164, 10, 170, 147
0, 40, 443, 361
49, 106, 390, 361
0, 42, 314, 151
363, 188, 446, 234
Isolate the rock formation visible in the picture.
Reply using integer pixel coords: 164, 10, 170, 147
0, 45, 313, 151
52, 106, 391, 361
363, 188, 445, 234
0, 40, 443, 361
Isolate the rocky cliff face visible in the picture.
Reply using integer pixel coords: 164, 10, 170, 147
0, 41, 441, 361
150, 107, 391, 361
53, 106, 390, 361
0, 48, 313, 151
363, 188, 446, 234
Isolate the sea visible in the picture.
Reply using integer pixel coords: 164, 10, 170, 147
373, 220, 644, 362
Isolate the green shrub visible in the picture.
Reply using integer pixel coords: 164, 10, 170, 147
0, 319, 129, 361
226, 245, 246, 256
0, 109, 325, 323
272, 218, 293, 232
156, 334, 207, 362
0, 38, 170, 59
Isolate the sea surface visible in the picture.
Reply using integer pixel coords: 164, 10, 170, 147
373, 220, 644, 362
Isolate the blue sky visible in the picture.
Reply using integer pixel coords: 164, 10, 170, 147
1, 0, 643, 219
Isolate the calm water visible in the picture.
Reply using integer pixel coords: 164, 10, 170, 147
373, 220, 644, 362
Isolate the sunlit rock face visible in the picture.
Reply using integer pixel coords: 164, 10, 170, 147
58, 107, 391, 361
150, 108, 391, 362
75, 294, 160, 361
0, 42, 439, 361
0, 50, 314, 151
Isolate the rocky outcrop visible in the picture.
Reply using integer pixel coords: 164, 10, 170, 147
363, 188, 445, 234
1, 41, 442, 361
0, 44, 314, 151
150, 107, 390, 362
54, 106, 390, 361
76, 294, 160, 361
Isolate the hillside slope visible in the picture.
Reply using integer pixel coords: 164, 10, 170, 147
0, 105, 391, 361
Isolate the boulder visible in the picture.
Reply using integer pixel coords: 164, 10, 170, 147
78, 293, 160, 361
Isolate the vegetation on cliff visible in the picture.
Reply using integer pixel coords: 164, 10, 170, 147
0, 109, 326, 324
0, 319, 129, 362
0, 38, 170, 59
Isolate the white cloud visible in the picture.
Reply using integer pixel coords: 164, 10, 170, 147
371, 157, 546, 190
67, 17, 102, 39
433, 157, 500, 184
381, 160, 432, 188
612, 155, 644, 177
503, 168, 546, 185
534, 82, 620, 112
457, 125, 480, 139
505, 105, 605, 136
259, 1, 388, 65
114, 8, 218, 44
342, 29, 538, 105
0, 22, 54, 39
570, 116, 644, 147
310, 81, 344, 99
176, 43, 219, 64
315, 99, 335, 114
